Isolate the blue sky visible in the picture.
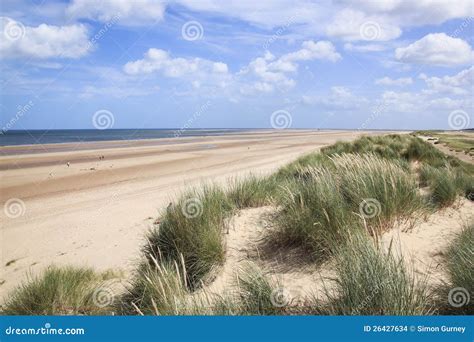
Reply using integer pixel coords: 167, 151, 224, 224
0, 0, 473, 130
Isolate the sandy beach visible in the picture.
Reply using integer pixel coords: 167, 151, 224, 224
0, 130, 389, 298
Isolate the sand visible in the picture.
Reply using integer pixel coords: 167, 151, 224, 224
0, 130, 385, 299
203, 206, 335, 303
380, 199, 474, 286
201, 200, 473, 305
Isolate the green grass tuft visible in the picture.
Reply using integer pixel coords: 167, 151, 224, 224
316, 231, 432, 315
144, 185, 233, 289
227, 175, 277, 209
437, 223, 473, 314
1, 266, 117, 315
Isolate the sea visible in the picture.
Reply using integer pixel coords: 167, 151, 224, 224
0, 129, 251, 146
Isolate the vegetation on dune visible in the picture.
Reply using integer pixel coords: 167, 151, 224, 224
118, 256, 196, 315
1, 266, 118, 315
420, 165, 473, 207
3, 133, 472, 316
118, 260, 286, 315
233, 262, 284, 315
274, 153, 422, 261
274, 166, 352, 259
437, 222, 473, 315
315, 231, 432, 315
332, 153, 422, 222
144, 185, 233, 289
227, 175, 277, 209
416, 130, 474, 155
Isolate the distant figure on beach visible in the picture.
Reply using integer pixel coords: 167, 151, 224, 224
66, 162, 70, 167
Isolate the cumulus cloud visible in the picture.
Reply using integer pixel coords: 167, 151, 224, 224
381, 90, 472, 113
326, 9, 401, 41
175, 1, 473, 38
336, 0, 474, 27
375, 76, 413, 86
67, 0, 165, 25
0, 17, 91, 59
419, 66, 473, 95
123, 48, 229, 86
302, 86, 368, 109
395, 33, 474, 66
239, 40, 340, 93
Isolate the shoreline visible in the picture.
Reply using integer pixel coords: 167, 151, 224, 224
0, 129, 409, 153
0, 129, 318, 155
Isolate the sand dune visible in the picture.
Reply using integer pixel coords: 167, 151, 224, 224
0, 130, 389, 298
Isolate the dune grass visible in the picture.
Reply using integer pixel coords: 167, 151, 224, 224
144, 185, 233, 289
420, 165, 473, 207
233, 262, 284, 315
332, 153, 422, 222
316, 231, 432, 315
273, 153, 422, 261
1, 266, 117, 315
118, 255, 195, 315
437, 223, 473, 314
274, 166, 351, 260
118, 259, 286, 315
227, 175, 277, 209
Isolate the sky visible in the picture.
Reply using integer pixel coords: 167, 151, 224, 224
0, 0, 473, 131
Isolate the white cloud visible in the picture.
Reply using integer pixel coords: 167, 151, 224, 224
302, 86, 368, 109
239, 40, 340, 93
375, 76, 413, 86
337, 0, 474, 27
67, 0, 165, 25
380, 90, 472, 113
175, 0, 473, 39
419, 66, 474, 95
174, 0, 323, 29
283, 40, 342, 63
123, 48, 228, 79
395, 33, 474, 66
0, 17, 91, 59
326, 9, 401, 41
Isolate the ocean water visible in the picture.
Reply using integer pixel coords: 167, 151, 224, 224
0, 129, 249, 146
